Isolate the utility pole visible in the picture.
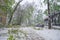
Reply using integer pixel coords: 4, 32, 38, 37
47, 0, 51, 29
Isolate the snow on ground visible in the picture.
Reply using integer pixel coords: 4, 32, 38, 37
20, 27, 60, 40
36, 29, 60, 40
0, 27, 60, 40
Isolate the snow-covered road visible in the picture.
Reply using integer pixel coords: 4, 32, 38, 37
0, 27, 60, 40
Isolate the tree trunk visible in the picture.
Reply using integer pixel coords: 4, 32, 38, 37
47, 0, 51, 29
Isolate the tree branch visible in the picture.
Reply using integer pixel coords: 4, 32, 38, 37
8, 0, 23, 25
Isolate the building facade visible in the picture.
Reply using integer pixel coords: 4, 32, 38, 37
44, 11, 60, 26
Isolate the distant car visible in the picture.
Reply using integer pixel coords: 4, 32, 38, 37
36, 24, 44, 27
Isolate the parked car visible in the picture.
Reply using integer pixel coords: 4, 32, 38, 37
36, 23, 44, 27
